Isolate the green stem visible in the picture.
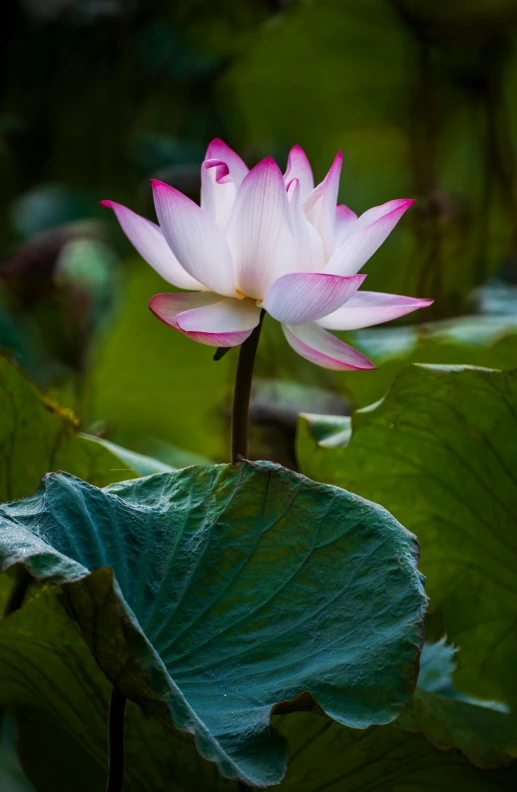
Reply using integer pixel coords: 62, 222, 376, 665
107, 686, 127, 792
231, 311, 265, 465
3, 567, 31, 617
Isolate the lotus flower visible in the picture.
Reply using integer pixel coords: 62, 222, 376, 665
101, 141, 432, 370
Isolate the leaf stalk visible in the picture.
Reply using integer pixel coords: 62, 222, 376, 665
107, 686, 127, 792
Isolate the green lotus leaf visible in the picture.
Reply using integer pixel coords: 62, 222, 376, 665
278, 710, 517, 791
1, 587, 513, 790
0, 587, 232, 792
400, 688, 517, 770
418, 637, 508, 712
77, 435, 173, 477
398, 638, 517, 768
335, 316, 517, 410
0, 743, 36, 792
418, 637, 460, 695
0, 356, 171, 502
297, 364, 517, 713
0, 461, 426, 786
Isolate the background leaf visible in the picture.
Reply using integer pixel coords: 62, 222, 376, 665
83, 262, 234, 461
0, 356, 170, 502
277, 711, 517, 791
399, 687, 517, 769
0, 588, 233, 792
0, 741, 36, 792
334, 316, 517, 410
2, 587, 515, 792
297, 364, 517, 713
398, 639, 517, 768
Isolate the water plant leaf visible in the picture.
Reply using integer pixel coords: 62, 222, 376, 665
0, 461, 426, 786
297, 364, 517, 712
336, 316, 517, 410
277, 709, 517, 791
397, 638, 517, 768
3, 589, 516, 792
399, 688, 517, 770
418, 638, 509, 712
2, 588, 514, 790
0, 587, 232, 792
0, 743, 36, 792
0, 356, 170, 502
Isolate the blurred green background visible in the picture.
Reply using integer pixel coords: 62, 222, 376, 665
2, 0, 517, 469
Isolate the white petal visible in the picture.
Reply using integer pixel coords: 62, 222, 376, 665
100, 200, 203, 291
151, 179, 236, 297
263, 272, 365, 325
335, 203, 358, 246
324, 199, 414, 276
353, 199, 413, 232
287, 179, 325, 273
317, 291, 434, 330
225, 157, 297, 300
149, 291, 220, 329
284, 145, 314, 202
303, 151, 343, 259
282, 323, 375, 371
205, 139, 249, 185
149, 293, 260, 347
201, 159, 237, 229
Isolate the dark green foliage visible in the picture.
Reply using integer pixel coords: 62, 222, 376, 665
297, 365, 517, 713
0, 356, 170, 502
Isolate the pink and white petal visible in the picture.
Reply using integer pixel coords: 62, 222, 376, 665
100, 200, 203, 291
151, 179, 236, 297
176, 297, 261, 347
353, 198, 414, 233
149, 292, 221, 330
335, 203, 358, 246
302, 151, 343, 259
324, 198, 414, 277
226, 157, 297, 300
205, 139, 249, 185
262, 272, 366, 325
317, 291, 434, 331
282, 323, 375, 371
149, 292, 258, 346
284, 145, 314, 202
201, 159, 237, 229
287, 179, 325, 273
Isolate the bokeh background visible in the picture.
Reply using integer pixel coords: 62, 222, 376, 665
2, 0, 517, 472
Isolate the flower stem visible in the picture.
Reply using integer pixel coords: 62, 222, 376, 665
3, 567, 31, 617
231, 310, 265, 464
107, 686, 126, 792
